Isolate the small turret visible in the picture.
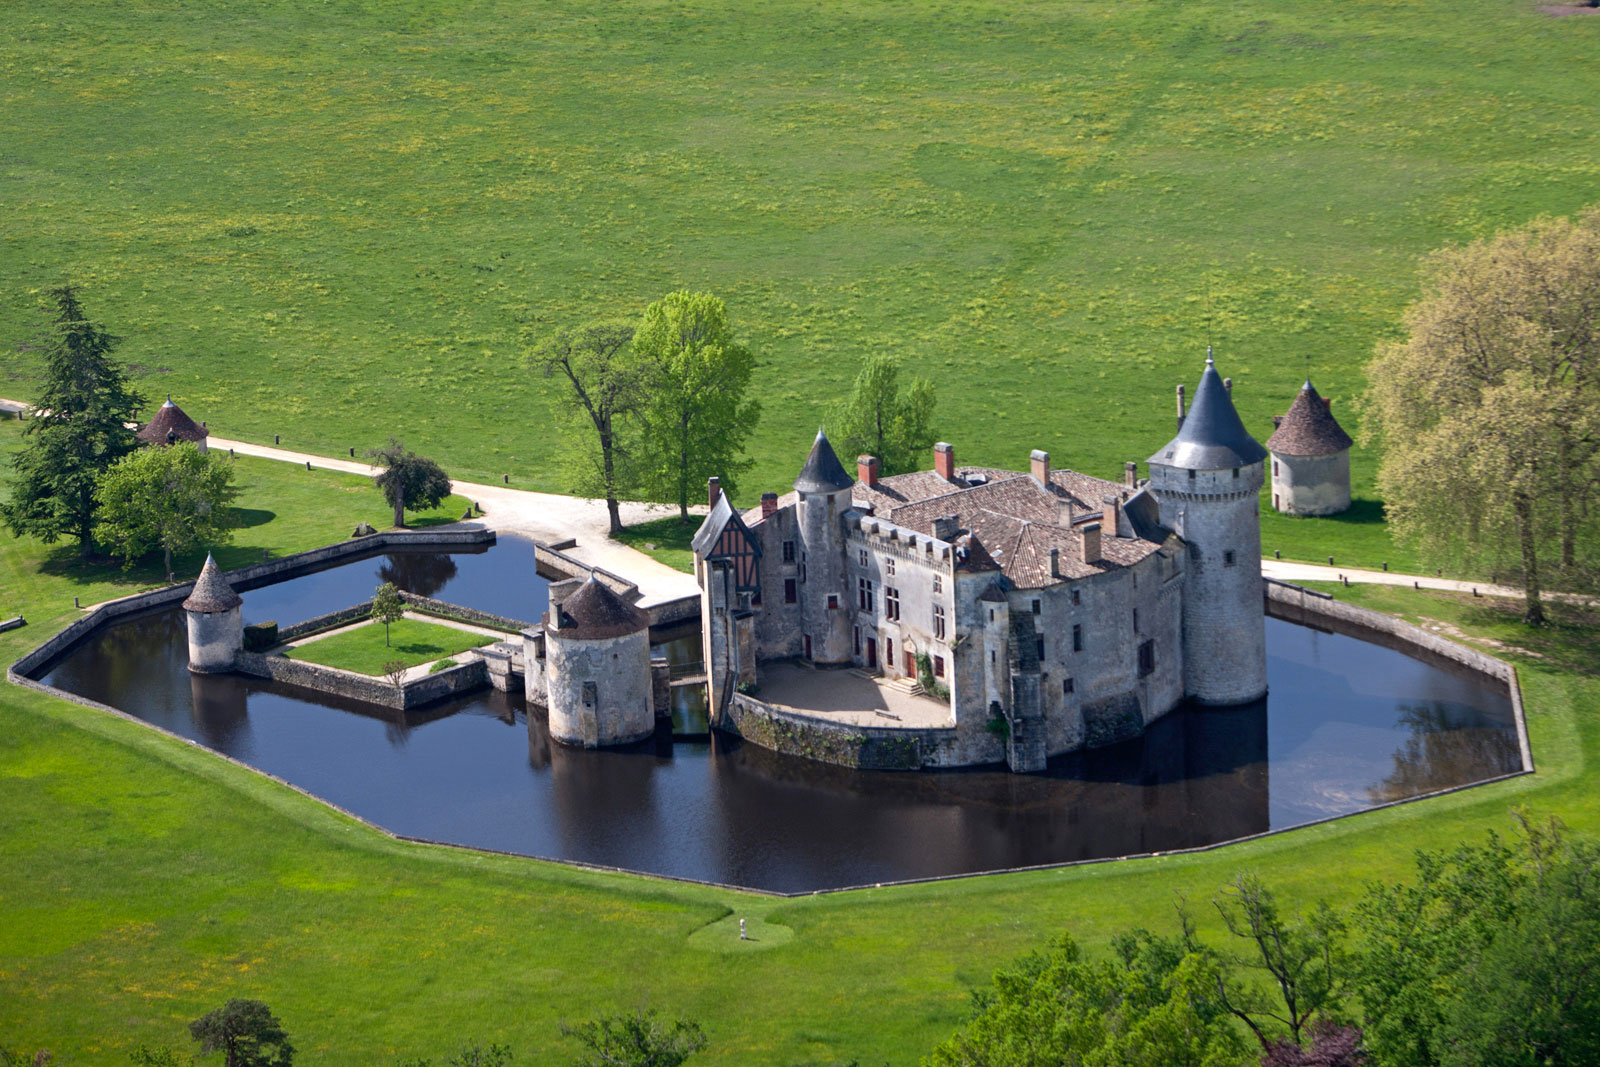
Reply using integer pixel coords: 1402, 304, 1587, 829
182, 554, 243, 673
1266, 378, 1353, 516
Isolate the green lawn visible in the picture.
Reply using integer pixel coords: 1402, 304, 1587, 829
609, 515, 701, 574
287, 618, 496, 675
2, 0, 1597, 576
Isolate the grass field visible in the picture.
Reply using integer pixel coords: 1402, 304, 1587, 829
287, 617, 497, 675
3, 0, 1598, 575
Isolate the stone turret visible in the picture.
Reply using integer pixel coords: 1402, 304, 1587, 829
137, 394, 210, 453
1147, 353, 1268, 705
544, 574, 654, 747
1266, 378, 1353, 516
793, 429, 855, 665
182, 554, 242, 673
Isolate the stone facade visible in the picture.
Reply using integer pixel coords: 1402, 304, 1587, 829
1271, 450, 1351, 517
185, 603, 243, 673
546, 627, 654, 746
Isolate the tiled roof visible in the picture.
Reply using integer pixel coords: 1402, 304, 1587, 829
548, 575, 648, 639
136, 395, 208, 445
182, 554, 242, 613
1265, 379, 1353, 456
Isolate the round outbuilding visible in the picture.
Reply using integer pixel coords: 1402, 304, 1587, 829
1265, 379, 1353, 517
544, 574, 654, 748
182, 553, 243, 673
137, 394, 210, 453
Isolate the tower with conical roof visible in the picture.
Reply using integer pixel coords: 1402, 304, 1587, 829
136, 394, 210, 452
1265, 378, 1353, 517
182, 553, 243, 673
794, 429, 856, 665
1147, 353, 1268, 705
544, 573, 655, 747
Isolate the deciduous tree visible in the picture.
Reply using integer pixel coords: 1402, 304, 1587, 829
2, 285, 144, 555
1365, 206, 1600, 624
372, 582, 405, 646
369, 438, 452, 529
829, 354, 936, 476
188, 999, 293, 1067
561, 1009, 707, 1067
93, 442, 237, 578
633, 291, 761, 522
532, 322, 645, 535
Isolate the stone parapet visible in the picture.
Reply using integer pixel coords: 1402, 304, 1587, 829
722, 692, 966, 771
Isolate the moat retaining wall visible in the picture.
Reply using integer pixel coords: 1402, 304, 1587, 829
234, 652, 489, 711
722, 692, 965, 771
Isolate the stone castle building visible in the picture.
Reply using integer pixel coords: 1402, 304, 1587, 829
1265, 378, 1353, 516
694, 355, 1270, 773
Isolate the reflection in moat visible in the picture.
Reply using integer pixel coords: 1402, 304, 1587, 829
34, 536, 1521, 893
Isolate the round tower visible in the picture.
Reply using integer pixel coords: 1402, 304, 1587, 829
1147, 354, 1268, 705
183, 553, 243, 673
136, 394, 210, 453
793, 429, 856, 665
545, 574, 654, 748
1265, 378, 1353, 516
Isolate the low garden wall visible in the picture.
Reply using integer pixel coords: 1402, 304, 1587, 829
235, 651, 489, 711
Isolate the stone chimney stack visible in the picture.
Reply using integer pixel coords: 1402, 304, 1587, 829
1176, 384, 1187, 430
1029, 449, 1051, 486
932, 515, 960, 541
934, 442, 956, 482
1058, 498, 1075, 527
760, 491, 779, 520
1049, 547, 1061, 579
548, 577, 585, 626
857, 455, 879, 488
1102, 495, 1123, 538
1124, 461, 1137, 488
1081, 522, 1102, 565
707, 476, 722, 509
1224, 377, 1233, 398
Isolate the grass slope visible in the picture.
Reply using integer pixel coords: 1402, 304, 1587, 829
287, 617, 496, 675
3, 0, 1598, 574
1, 443, 1599, 1063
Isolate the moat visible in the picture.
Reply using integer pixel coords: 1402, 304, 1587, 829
39, 535, 1521, 893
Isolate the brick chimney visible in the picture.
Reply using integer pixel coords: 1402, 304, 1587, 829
1081, 522, 1102, 565
1102, 495, 1122, 538
934, 441, 956, 482
1124, 461, 1137, 488
707, 476, 722, 509
760, 491, 779, 520
1030, 449, 1050, 485
932, 515, 959, 541
1058, 498, 1074, 527
1049, 547, 1060, 579
857, 455, 879, 487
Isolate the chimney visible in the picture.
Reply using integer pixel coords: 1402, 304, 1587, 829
1224, 377, 1233, 398
761, 491, 779, 520
1030, 449, 1051, 485
1323, 397, 1334, 412
1049, 547, 1060, 579
1102, 495, 1123, 539
857, 455, 879, 487
934, 441, 956, 482
932, 515, 959, 542
1058, 498, 1074, 527
1081, 522, 1102, 565
1272, 415, 1284, 429
1176, 384, 1186, 430
1124, 461, 1137, 488
707, 476, 722, 509
548, 578, 584, 624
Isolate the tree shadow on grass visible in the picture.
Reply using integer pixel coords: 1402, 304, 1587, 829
1320, 497, 1388, 527
392, 641, 450, 658
228, 507, 275, 529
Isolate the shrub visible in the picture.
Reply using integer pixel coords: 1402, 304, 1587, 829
429, 658, 459, 674
242, 621, 278, 651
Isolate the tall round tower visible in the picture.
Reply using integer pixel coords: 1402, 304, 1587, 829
183, 553, 243, 673
545, 574, 654, 748
1147, 354, 1269, 705
793, 429, 855, 665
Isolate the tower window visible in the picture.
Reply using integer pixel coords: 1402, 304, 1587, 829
1072, 624, 1083, 652
933, 575, 943, 595
782, 540, 796, 563
1063, 677, 1074, 695
826, 594, 839, 610
885, 557, 895, 576
1188, 469, 1196, 480
1032, 599, 1041, 615
1138, 639, 1156, 677
1273, 461, 1279, 478
1233, 467, 1240, 479
858, 548, 869, 568
1035, 636, 1045, 661
933, 605, 947, 640
1072, 589, 1081, 606
858, 578, 875, 612
784, 578, 797, 604
1224, 550, 1236, 568
1133, 608, 1139, 634
885, 586, 900, 621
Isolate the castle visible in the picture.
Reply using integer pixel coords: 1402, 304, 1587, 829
693, 355, 1269, 773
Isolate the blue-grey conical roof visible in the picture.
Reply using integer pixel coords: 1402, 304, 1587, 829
793, 429, 855, 494
1149, 356, 1268, 470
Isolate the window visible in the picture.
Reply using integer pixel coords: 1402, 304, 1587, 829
826, 594, 839, 610
885, 638, 893, 667
990, 649, 996, 665
800, 563, 807, 583
1233, 467, 1240, 479
885, 557, 895, 576
1274, 493, 1280, 510
854, 626, 861, 655
1072, 589, 1081, 606
1035, 636, 1045, 661
1132, 608, 1139, 634
858, 577, 875, 612
933, 655, 945, 679
933, 575, 943, 595
885, 586, 900, 621
934, 605, 947, 640
1031, 599, 1041, 615
1273, 460, 1279, 478
784, 578, 797, 604
858, 548, 869, 568
1072, 623, 1083, 652
1188, 468, 1196, 480
1224, 550, 1236, 568
1138, 639, 1155, 677
1063, 677, 1074, 695
803, 634, 812, 659
782, 540, 796, 563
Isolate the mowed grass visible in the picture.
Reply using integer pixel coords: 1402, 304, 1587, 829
286, 617, 496, 675
610, 515, 700, 574
0, 448, 1597, 1063
3, 0, 1598, 574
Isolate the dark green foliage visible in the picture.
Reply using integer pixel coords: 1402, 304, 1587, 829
188, 999, 293, 1067
242, 621, 278, 652
829, 354, 936, 477
130, 1045, 194, 1067
396, 1046, 512, 1067
2, 286, 143, 554
371, 581, 405, 646
561, 1009, 707, 1067
93, 442, 238, 576
368, 438, 452, 529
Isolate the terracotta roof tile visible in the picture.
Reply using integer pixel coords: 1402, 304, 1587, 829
1265, 380, 1353, 456
548, 575, 648, 639
137, 395, 208, 445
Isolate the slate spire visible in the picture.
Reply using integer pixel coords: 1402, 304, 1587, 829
792, 428, 855, 494
1149, 355, 1267, 470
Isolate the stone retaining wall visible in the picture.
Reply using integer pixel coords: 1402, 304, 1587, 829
279, 602, 373, 641
398, 592, 531, 632
1264, 579, 1533, 772
722, 692, 961, 771
235, 652, 489, 711
534, 542, 699, 628
9, 528, 495, 681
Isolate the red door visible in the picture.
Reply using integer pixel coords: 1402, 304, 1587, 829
866, 637, 878, 670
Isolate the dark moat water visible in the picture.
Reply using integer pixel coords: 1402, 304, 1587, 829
39, 536, 1521, 893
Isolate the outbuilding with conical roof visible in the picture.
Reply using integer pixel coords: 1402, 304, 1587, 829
543, 574, 654, 747
183, 553, 242, 673
1265, 378, 1352, 516
137, 395, 210, 452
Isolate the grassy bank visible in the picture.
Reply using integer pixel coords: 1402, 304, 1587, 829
286, 617, 497, 675
2, 0, 1597, 577
2, 461, 1598, 1062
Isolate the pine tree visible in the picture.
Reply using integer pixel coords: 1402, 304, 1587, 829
2, 286, 144, 555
